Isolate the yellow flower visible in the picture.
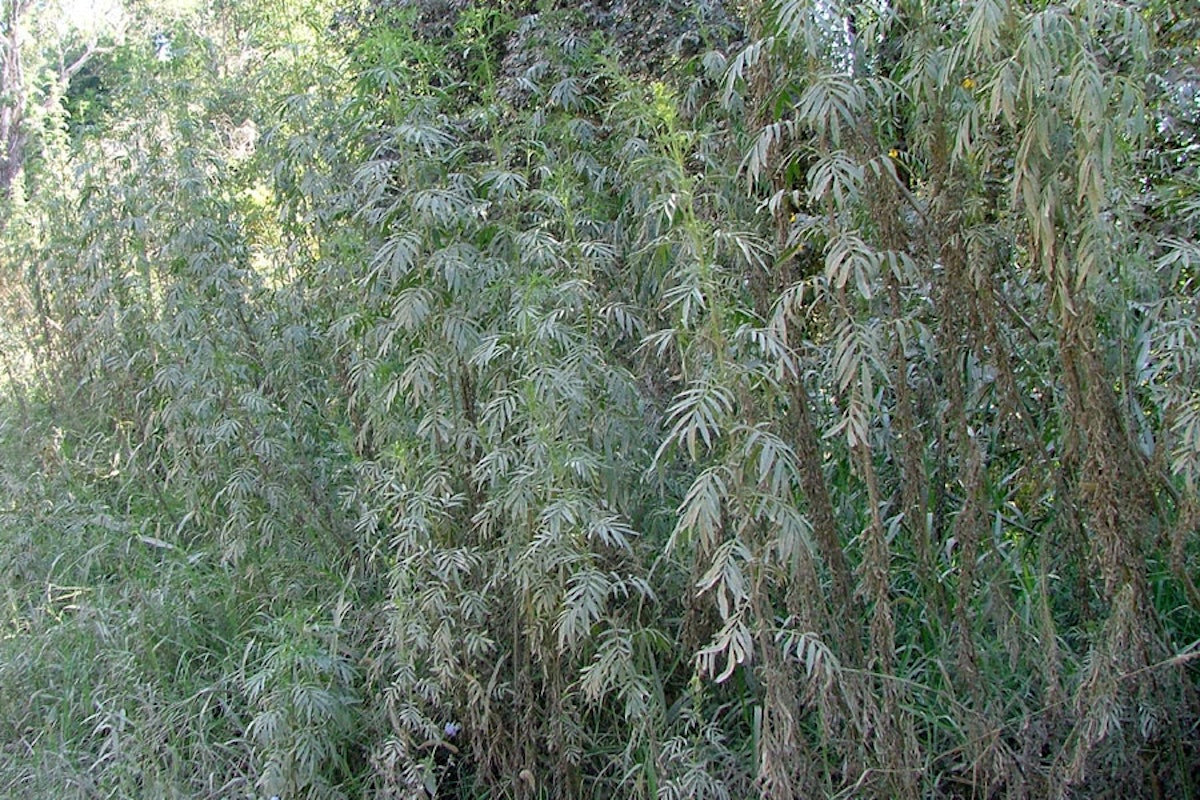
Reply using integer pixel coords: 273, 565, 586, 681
888, 147, 900, 159
961, 76, 976, 90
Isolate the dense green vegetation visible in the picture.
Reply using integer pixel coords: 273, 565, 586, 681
1, 0, 1198, 797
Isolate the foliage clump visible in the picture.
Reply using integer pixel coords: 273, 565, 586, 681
1, 0, 1198, 797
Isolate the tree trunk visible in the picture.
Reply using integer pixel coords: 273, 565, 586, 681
1, 0, 31, 205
